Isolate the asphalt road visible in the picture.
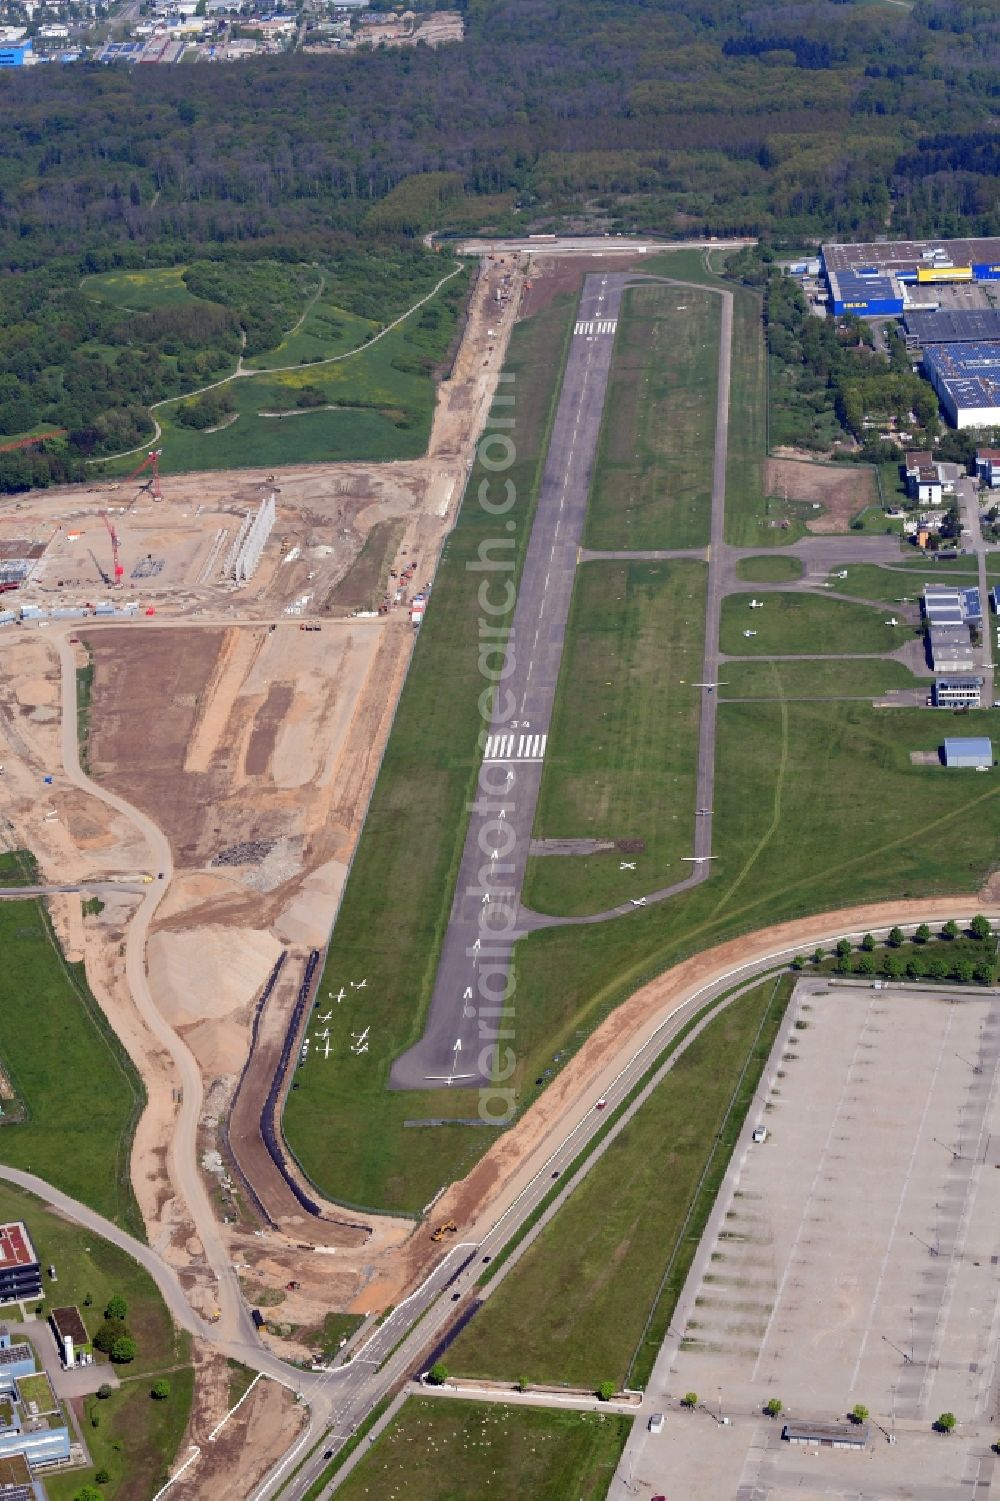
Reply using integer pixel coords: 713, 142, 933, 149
452, 235, 753, 258
390, 273, 627, 1089
54, 634, 260, 1352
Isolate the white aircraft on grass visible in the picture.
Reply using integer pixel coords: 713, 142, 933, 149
885, 617, 899, 627
749, 598, 764, 609
744, 629, 758, 638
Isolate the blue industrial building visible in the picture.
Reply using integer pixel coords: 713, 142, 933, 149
826, 269, 903, 318
0, 39, 31, 65
922, 342, 1000, 429
822, 237, 1000, 318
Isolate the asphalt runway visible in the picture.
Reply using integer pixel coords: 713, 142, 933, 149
390, 273, 626, 1089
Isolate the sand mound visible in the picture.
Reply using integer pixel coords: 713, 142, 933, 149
148, 925, 282, 1028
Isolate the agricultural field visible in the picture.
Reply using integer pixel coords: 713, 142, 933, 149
0, 900, 144, 1236
0, 1180, 192, 1501
282, 290, 577, 1214
334, 1399, 631, 1501
449, 977, 790, 1388
719, 591, 909, 656
584, 283, 719, 551
524, 559, 706, 917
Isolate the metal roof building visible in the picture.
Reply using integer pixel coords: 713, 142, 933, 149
822, 237, 1000, 319
904, 309, 1000, 346
929, 625, 974, 673
782, 1418, 871, 1449
922, 342, 1000, 429
823, 238, 1000, 278
943, 737, 993, 767
923, 587, 965, 627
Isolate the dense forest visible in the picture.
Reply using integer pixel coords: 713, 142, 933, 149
0, 0, 998, 487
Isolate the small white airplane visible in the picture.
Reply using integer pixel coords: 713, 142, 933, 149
833, 569, 848, 580
693, 682, 718, 691
696, 809, 712, 816
744, 629, 758, 638
682, 855, 718, 862
885, 617, 899, 627
631, 897, 647, 907
749, 598, 764, 609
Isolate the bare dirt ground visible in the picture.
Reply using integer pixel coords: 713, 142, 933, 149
765, 455, 877, 533
0, 256, 526, 1359
168, 1349, 306, 1501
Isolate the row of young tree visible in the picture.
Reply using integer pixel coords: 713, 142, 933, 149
792, 916, 996, 984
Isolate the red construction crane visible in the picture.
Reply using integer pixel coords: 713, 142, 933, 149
0, 430, 67, 455
123, 449, 162, 507
99, 511, 124, 587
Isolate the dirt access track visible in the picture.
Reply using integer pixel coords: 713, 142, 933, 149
0, 258, 523, 1407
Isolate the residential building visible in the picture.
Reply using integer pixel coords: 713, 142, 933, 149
0, 38, 31, 64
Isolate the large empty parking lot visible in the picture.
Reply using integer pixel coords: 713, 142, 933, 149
619, 978, 1000, 1501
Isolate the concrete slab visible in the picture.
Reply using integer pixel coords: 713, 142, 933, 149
610, 979, 1000, 1499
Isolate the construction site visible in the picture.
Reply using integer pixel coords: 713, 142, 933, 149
0, 254, 524, 1373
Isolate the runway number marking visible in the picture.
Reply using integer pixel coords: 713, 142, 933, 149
484, 732, 548, 762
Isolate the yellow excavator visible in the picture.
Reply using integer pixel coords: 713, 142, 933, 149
430, 1219, 457, 1243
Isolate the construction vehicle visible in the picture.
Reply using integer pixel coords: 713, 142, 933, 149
430, 1219, 457, 1243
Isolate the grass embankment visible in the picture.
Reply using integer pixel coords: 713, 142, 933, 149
0, 1181, 192, 1501
334, 1400, 631, 1501
0, 900, 145, 1236
499, 689, 1000, 1118
76, 643, 94, 773
0, 849, 40, 886
584, 283, 719, 550
721, 657, 919, 699
282, 290, 577, 1214
736, 555, 803, 583
719, 591, 909, 656
327, 519, 406, 613
450, 977, 790, 1389
645, 249, 803, 549
825, 562, 978, 602
523, 559, 705, 917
